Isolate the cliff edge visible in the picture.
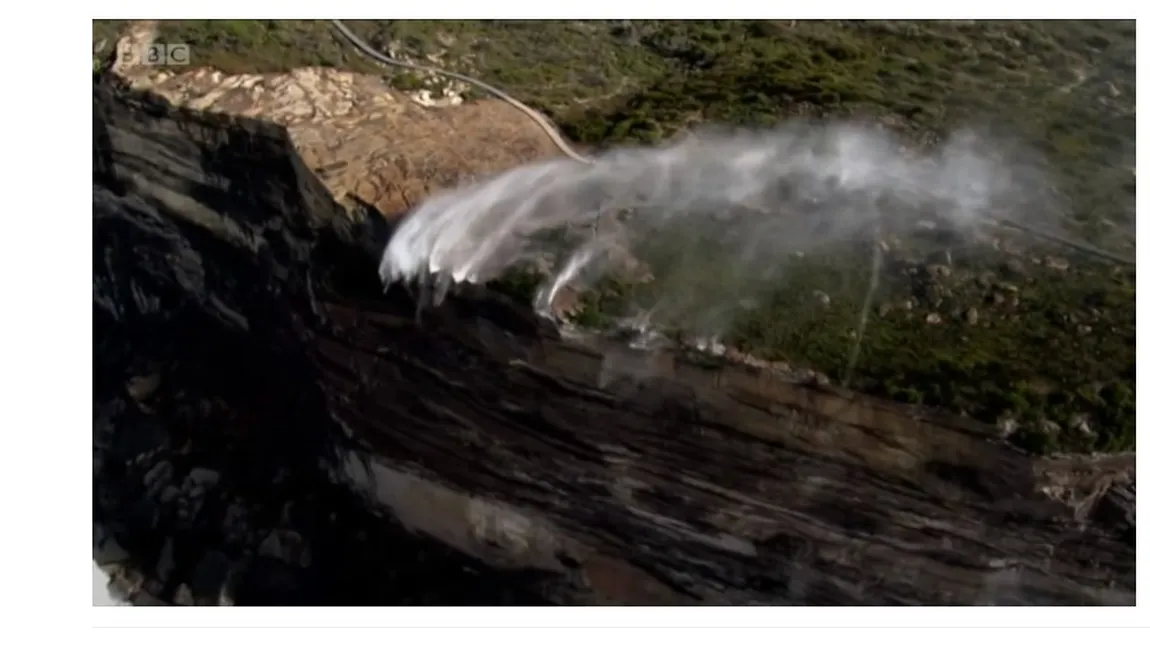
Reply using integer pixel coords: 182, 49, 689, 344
93, 36, 1134, 605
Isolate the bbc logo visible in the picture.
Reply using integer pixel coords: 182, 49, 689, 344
131, 42, 191, 66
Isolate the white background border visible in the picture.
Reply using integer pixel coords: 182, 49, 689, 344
4, 1, 1145, 638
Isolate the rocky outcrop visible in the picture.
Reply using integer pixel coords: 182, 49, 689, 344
93, 66, 1134, 605
109, 21, 563, 219
93, 72, 554, 605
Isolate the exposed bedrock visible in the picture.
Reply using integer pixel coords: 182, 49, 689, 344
92, 74, 1134, 606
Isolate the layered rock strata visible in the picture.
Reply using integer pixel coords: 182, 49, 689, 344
93, 57, 1134, 605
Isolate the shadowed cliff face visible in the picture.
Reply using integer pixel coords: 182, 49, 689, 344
92, 74, 1135, 606
93, 76, 554, 605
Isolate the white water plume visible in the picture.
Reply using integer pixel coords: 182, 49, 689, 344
379, 121, 1056, 359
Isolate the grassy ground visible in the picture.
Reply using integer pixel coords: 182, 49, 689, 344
92, 19, 1136, 454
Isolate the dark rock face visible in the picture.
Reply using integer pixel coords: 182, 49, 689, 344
93, 77, 550, 605
92, 75, 1135, 606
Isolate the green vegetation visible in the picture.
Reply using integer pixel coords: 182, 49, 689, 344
92, 20, 1135, 453
157, 20, 383, 75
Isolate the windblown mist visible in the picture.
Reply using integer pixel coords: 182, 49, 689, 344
380, 122, 1059, 348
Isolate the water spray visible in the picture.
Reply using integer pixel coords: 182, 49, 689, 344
334, 20, 1134, 389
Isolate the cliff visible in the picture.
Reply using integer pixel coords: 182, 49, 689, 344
92, 69, 1135, 606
